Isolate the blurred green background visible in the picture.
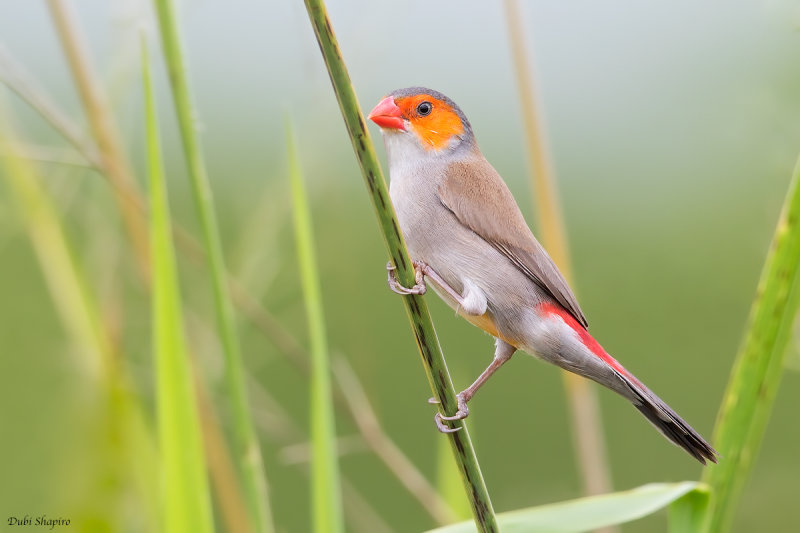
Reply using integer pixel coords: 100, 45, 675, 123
1, 0, 799, 531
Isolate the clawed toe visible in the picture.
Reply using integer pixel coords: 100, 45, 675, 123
435, 413, 462, 433
386, 261, 426, 295
438, 402, 469, 422
432, 392, 470, 433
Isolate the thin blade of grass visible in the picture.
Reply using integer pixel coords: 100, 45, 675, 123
700, 156, 800, 531
286, 121, 344, 533
1, 132, 108, 378
143, 39, 215, 533
333, 357, 458, 525
0, 141, 94, 168
300, 1, 498, 531
0, 44, 103, 170
47, 0, 150, 279
245, 372, 394, 533
151, 2, 274, 532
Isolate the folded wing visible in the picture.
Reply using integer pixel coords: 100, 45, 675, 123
438, 158, 588, 328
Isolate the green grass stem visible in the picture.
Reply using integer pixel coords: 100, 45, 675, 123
301, 1, 498, 531
287, 122, 344, 533
701, 157, 800, 531
143, 40, 215, 533
151, 3, 274, 532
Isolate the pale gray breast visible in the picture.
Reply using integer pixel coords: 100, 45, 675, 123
388, 163, 544, 338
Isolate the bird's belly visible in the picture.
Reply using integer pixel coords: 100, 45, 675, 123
390, 181, 540, 343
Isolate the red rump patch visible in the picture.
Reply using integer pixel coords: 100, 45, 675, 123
538, 302, 635, 380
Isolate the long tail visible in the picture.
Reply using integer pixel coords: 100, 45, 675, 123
614, 369, 718, 465
536, 303, 718, 464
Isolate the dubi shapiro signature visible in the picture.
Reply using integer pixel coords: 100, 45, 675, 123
8, 515, 70, 529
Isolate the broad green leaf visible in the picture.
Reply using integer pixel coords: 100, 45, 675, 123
668, 484, 710, 533
426, 482, 702, 533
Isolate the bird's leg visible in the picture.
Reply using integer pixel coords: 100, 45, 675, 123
388, 261, 487, 316
433, 339, 517, 433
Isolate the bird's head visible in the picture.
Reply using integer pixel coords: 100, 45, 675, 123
368, 87, 475, 159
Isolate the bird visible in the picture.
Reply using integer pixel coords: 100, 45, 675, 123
367, 86, 717, 464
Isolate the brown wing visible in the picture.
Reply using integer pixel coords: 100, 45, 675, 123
438, 158, 588, 328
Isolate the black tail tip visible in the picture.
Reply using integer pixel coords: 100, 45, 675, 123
686, 437, 718, 466
635, 401, 718, 465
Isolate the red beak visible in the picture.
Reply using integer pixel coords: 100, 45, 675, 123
368, 97, 405, 131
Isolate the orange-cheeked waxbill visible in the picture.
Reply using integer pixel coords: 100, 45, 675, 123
368, 87, 717, 465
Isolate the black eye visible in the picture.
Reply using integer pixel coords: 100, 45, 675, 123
416, 101, 432, 116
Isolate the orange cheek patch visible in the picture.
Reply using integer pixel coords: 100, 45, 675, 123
410, 112, 465, 151
396, 95, 465, 151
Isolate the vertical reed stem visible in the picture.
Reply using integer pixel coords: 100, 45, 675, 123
301, 1, 498, 531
